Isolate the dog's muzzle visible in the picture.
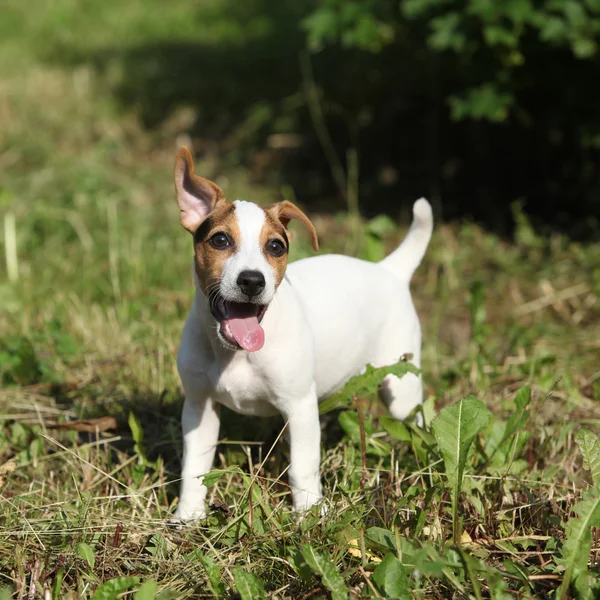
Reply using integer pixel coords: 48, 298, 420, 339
210, 294, 267, 352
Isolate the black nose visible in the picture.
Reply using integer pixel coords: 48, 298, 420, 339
237, 270, 266, 299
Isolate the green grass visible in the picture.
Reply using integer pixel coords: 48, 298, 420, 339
1, 2, 600, 599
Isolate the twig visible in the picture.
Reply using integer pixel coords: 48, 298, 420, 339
354, 396, 368, 490
359, 565, 383, 599
516, 283, 589, 315
27, 559, 42, 600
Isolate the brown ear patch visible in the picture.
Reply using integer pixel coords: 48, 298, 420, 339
267, 200, 319, 252
192, 203, 240, 296
259, 213, 289, 288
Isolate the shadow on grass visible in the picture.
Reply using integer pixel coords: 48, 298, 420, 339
39, 0, 600, 237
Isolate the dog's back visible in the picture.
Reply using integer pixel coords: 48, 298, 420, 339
285, 198, 433, 400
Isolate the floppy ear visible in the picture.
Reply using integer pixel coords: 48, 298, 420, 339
269, 200, 319, 252
174, 147, 225, 233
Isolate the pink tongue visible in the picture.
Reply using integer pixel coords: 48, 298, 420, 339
227, 316, 265, 352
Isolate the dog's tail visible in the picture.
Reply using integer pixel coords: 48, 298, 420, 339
379, 198, 433, 280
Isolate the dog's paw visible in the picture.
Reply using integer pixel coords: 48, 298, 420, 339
292, 487, 327, 521
291, 499, 329, 524
171, 503, 208, 524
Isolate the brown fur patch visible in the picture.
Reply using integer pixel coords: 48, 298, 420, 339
193, 203, 240, 296
260, 212, 290, 287
267, 201, 319, 252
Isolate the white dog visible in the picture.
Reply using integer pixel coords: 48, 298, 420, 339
172, 147, 433, 520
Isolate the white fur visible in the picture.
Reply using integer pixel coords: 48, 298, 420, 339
174, 199, 433, 520
219, 201, 276, 305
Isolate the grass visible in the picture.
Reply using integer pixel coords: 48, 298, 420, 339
1, 1, 600, 598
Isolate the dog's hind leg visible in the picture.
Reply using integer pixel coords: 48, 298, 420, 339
379, 370, 423, 425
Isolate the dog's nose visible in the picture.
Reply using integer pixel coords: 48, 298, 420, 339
237, 270, 266, 299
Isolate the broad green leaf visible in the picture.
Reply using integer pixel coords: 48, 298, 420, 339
365, 527, 397, 552
186, 550, 225, 597
432, 396, 489, 492
76, 542, 95, 570
422, 395, 436, 428
432, 396, 490, 542
134, 580, 157, 600
300, 544, 349, 600
575, 428, 600, 484
320, 361, 420, 414
91, 577, 140, 600
557, 485, 600, 599
232, 567, 265, 600
202, 466, 244, 487
338, 410, 364, 441
288, 549, 312, 584
380, 416, 411, 442
372, 553, 410, 599
572, 571, 600, 600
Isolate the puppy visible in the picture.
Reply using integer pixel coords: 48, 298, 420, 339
173, 147, 433, 520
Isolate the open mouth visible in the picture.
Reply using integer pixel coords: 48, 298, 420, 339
210, 294, 267, 352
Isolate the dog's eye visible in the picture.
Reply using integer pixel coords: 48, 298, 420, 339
266, 238, 286, 258
209, 232, 233, 250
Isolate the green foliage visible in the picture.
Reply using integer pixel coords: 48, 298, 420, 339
372, 553, 410, 599
76, 542, 95, 570
557, 486, 600, 599
484, 387, 531, 472
0, 337, 42, 385
303, 0, 393, 52
134, 580, 157, 600
379, 416, 411, 442
575, 428, 600, 484
338, 410, 390, 457
202, 466, 245, 488
0, 320, 78, 385
320, 360, 420, 414
128, 412, 149, 466
232, 567, 266, 600
300, 544, 348, 600
432, 396, 490, 543
91, 577, 141, 600
362, 215, 398, 262
305, 0, 600, 124
467, 279, 489, 347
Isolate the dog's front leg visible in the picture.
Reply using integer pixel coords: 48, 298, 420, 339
283, 389, 322, 512
175, 392, 220, 521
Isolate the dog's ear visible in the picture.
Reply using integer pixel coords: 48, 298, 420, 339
174, 147, 225, 233
269, 200, 319, 252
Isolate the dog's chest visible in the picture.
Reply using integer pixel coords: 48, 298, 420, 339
209, 356, 278, 417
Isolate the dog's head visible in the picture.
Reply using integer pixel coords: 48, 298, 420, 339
174, 147, 318, 352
